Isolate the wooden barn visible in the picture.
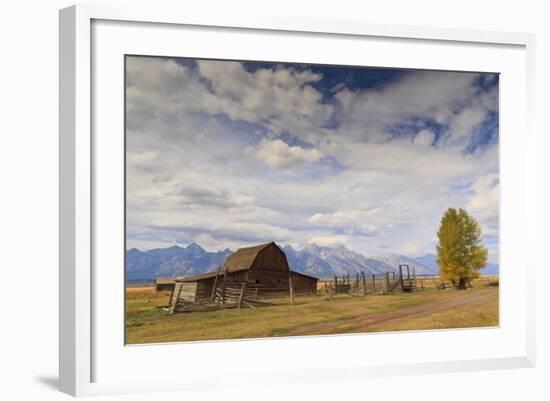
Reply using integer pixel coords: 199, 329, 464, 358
170, 242, 318, 305
154, 277, 175, 292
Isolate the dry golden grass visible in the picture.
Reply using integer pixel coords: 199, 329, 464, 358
125, 286, 169, 300
125, 279, 499, 344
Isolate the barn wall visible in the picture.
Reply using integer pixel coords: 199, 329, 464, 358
171, 282, 198, 304
175, 268, 318, 304
155, 283, 175, 292
251, 244, 289, 272
197, 270, 291, 300
196, 280, 214, 301
290, 273, 318, 295
195, 272, 249, 301
225, 271, 248, 284
247, 270, 289, 289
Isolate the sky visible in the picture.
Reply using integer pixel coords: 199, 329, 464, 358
125, 56, 499, 262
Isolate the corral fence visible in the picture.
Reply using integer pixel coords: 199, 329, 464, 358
169, 268, 498, 313
319, 268, 497, 298
319, 266, 403, 296
319, 265, 448, 297
170, 280, 312, 314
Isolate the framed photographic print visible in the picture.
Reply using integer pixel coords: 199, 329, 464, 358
60, 4, 536, 397
124, 55, 501, 344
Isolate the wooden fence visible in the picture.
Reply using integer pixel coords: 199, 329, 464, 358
318, 265, 449, 296
170, 269, 498, 313
171, 282, 303, 314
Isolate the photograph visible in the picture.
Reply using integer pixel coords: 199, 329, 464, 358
124, 55, 500, 345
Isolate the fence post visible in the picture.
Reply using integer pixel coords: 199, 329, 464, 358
237, 282, 246, 309
168, 283, 176, 306
362, 272, 367, 296
221, 269, 228, 304
211, 265, 222, 301
384, 272, 390, 294
289, 273, 295, 305
372, 274, 376, 293
170, 284, 183, 314
399, 265, 404, 291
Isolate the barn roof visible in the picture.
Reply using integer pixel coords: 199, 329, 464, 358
175, 268, 317, 283
154, 278, 176, 285
221, 242, 275, 273
176, 271, 220, 282
290, 271, 319, 281
174, 242, 319, 283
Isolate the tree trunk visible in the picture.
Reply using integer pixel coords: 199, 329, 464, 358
457, 277, 467, 290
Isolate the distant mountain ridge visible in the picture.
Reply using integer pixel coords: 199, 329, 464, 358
282, 244, 436, 277
126, 242, 499, 280
126, 243, 231, 280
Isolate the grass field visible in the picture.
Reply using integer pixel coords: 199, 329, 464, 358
125, 277, 499, 344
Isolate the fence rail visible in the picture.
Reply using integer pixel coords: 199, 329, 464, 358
170, 269, 499, 314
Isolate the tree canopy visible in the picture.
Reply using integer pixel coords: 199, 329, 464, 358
436, 208, 488, 289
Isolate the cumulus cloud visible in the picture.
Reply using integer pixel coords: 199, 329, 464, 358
329, 70, 496, 153
307, 235, 348, 247
413, 129, 436, 146
127, 151, 159, 168
125, 56, 499, 261
467, 173, 499, 239
309, 208, 381, 227
149, 217, 292, 246
169, 184, 255, 208
248, 138, 323, 169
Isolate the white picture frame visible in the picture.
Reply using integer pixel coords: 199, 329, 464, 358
59, 4, 536, 397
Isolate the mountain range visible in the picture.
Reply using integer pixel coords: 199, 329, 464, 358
126, 243, 232, 280
126, 242, 499, 280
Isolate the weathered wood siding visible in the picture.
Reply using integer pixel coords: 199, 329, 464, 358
172, 243, 319, 304
224, 270, 248, 284
155, 283, 175, 292
247, 270, 289, 289
195, 270, 291, 301
290, 272, 318, 295
181, 270, 317, 303
251, 244, 289, 272
194, 271, 249, 302
171, 282, 197, 304
195, 280, 213, 301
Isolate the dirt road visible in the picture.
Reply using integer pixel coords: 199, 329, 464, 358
291, 288, 497, 335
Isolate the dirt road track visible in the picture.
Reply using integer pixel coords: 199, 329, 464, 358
291, 289, 496, 335
354, 289, 496, 330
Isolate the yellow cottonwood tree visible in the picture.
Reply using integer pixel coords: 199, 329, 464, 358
436, 208, 488, 290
